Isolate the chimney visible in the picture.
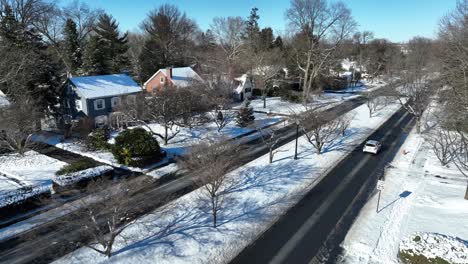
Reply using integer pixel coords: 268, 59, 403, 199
166, 67, 172, 83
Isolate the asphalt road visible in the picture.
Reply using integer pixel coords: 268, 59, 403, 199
230, 107, 414, 264
0, 93, 383, 264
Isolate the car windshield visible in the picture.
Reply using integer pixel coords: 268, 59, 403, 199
366, 142, 376, 147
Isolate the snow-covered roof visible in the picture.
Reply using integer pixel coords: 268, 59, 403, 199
70, 74, 142, 99
234, 74, 250, 94
144, 67, 203, 88
0, 90, 10, 107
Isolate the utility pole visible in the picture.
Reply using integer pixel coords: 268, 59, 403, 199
294, 121, 299, 160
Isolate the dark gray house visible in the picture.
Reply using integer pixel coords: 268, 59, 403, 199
60, 74, 142, 127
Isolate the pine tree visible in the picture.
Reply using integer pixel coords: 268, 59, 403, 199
273, 36, 284, 50
82, 35, 108, 75
63, 18, 82, 75
236, 100, 255, 127
0, 4, 60, 117
245, 7, 260, 44
94, 13, 129, 73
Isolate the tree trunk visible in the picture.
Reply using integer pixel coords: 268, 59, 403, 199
164, 126, 168, 145
263, 95, 267, 108
213, 209, 217, 228
416, 118, 421, 134
465, 183, 468, 200
269, 149, 273, 164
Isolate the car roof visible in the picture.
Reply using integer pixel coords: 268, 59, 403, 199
366, 140, 380, 144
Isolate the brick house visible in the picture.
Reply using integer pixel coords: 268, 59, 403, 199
143, 67, 203, 93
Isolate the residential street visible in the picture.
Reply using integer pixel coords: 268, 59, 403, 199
230, 107, 415, 264
0, 96, 370, 264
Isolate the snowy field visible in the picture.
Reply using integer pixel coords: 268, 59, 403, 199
244, 80, 389, 116
340, 104, 468, 264
34, 111, 282, 172
245, 93, 358, 116
55, 98, 403, 264
0, 151, 66, 207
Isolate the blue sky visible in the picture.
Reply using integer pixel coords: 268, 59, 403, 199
77, 0, 457, 43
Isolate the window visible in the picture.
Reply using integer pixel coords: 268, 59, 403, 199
111, 97, 121, 107
126, 95, 136, 104
245, 87, 252, 93
75, 100, 82, 111
95, 115, 108, 128
160, 76, 165, 83
94, 99, 105, 110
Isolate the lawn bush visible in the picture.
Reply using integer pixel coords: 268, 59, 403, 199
86, 127, 111, 151
236, 100, 255, 127
56, 158, 98, 175
278, 88, 302, 103
111, 128, 163, 167
399, 250, 450, 264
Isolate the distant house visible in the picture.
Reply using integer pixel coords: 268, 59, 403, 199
60, 74, 142, 127
233, 74, 253, 101
143, 66, 203, 93
0, 90, 9, 107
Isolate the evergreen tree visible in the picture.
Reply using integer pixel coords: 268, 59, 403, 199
94, 14, 129, 73
259, 27, 274, 50
82, 13, 129, 75
82, 35, 108, 75
236, 99, 255, 127
139, 4, 197, 81
273, 36, 284, 50
245, 7, 260, 46
63, 18, 82, 75
0, 4, 61, 117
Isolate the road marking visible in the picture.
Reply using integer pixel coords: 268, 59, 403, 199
269, 110, 410, 264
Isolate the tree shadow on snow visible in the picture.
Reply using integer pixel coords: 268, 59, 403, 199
112, 161, 316, 259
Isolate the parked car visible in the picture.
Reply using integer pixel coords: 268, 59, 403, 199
363, 140, 382, 154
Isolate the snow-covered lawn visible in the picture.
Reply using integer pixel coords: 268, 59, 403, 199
340, 105, 468, 263
244, 94, 358, 116
34, 112, 282, 172
0, 151, 66, 207
55, 98, 403, 264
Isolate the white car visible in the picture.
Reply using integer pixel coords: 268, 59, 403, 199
363, 140, 382, 154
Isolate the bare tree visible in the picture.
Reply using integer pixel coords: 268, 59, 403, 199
0, 99, 41, 155
210, 16, 245, 77
211, 109, 235, 132
338, 113, 353, 136
116, 88, 209, 145
57, 180, 145, 258
257, 127, 283, 163
177, 141, 240, 227
396, 37, 435, 133
300, 111, 341, 154
286, 0, 356, 103
352, 31, 374, 77
364, 91, 382, 118
426, 127, 458, 166
250, 48, 285, 108
437, 0, 468, 199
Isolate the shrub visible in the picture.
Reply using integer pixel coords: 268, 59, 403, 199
56, 158, 98, 175
111, 128, 163, 167
399, 250, 450, 264
278, 88, 302, 103
236, 100, 255, 127
87, 127, 111, 151
413, 235, 421, 242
